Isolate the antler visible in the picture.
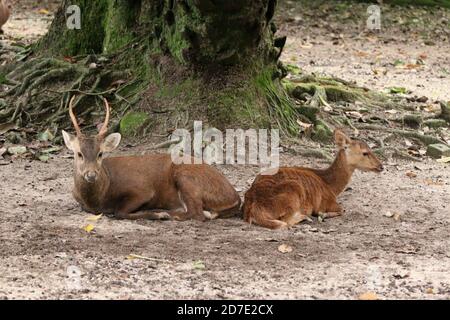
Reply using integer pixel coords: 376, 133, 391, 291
68, 96, 82, 136
98, 98, 110, 137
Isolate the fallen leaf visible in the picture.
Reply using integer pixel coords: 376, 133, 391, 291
296, 119, 313, 130
385, 109, 398, 114
37, 129, 55, 142
38, 154, 49, 163
7, 146, 27, 155
38, 8, 50, 14
87, 214, 103, 222
437, 157, 450, 163
83, 224, 95, 233
426, 288, 434, 294
359, 292, 379, 300
406, 172, 417, 178
193, 260, 206, 270
384, 211, 394, 218
388, 87, 407, 94
278, 244, 293, 253
345, 111, 363, 119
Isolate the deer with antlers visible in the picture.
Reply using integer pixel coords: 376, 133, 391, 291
62, 96, 241, 221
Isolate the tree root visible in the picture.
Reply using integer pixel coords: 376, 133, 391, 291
285, 75, 391, 111
374, 146, 422, 162
0, 54, 131, 129
356, 124, 444, 145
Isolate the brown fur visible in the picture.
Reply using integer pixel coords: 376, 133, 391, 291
0, 0, 10, 32
63, 98, 240, 221
71, 153, 241, 221
243, 130, 383, 229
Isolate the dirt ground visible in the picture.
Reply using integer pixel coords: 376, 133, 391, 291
0, 1, 449, 299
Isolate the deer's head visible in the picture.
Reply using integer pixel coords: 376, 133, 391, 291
334, 129, 384, 173
62, 97, 121, 183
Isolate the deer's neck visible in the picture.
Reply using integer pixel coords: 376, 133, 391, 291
313, 150, 355, 196
74, 166, 110, 211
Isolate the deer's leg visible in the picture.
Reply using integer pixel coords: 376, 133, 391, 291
175, 179, 208, 222
115, 198, 170, 221
320, 201, 343, 219
280, 206, 314, 226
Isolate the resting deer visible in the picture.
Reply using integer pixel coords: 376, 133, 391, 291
0, 0, 11, 33
243, 129, 384, 229
62, 96, 241, 221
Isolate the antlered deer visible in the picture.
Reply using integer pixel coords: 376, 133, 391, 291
0, 0, 11, 33
62, 96, 241, 221
243, 130, 384, 229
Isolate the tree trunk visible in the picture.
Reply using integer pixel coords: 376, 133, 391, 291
0, 0, 303, 139
41, 0, 280, 66
2, 0, 295, 134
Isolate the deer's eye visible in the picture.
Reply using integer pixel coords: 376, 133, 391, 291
98, 152, 103, 159
363, 152, 369, 157
77, 152, 83, 159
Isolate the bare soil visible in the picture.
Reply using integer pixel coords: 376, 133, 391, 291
0, 1, 449, 299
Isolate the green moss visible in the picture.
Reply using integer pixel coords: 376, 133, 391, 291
313, 119, 333, 142
120, 112, 149, 136
37, 0, 109, 56
423, 119, 448, 128
103, 0, 141, 53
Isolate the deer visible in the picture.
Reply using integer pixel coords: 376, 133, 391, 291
243, 129, 384, 230
62, 96, 241, 221
0, 0, 10, 34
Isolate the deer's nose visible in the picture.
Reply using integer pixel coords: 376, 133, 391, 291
84, 171, 98, 183
377, 164, 384, 172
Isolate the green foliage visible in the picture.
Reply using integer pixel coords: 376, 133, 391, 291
120, 112, 149, 137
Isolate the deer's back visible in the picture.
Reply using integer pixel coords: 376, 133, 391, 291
245, 167, 336, 215
0, 1, 10, 26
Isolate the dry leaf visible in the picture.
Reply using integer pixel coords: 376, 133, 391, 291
359, 292, 379, 300
83, 224, 95, 233
384, 211, 394, 218
297, 119, 313, 130
436, 157, 450, 163
393, 213, 401, 221
406, 172, 417, 178
38, 8, 50, 14
87, 214, 103, 222
426, 288, 434, 294
345, 111, 363, 119
278, 244, 293, 253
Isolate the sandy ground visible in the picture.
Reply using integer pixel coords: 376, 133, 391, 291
0, 1, 449, 299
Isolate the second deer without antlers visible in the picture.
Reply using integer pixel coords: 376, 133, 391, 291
62, 96, 241, 221
243, 130, 384, 229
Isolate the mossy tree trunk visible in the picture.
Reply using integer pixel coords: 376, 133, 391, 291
12, 0, 292, 134
41, 0, 280, 65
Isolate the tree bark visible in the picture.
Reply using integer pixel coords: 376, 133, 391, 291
17, 0, 291, 133
40, 0, 281, 67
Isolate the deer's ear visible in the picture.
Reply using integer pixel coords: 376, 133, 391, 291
62, 130, 77, 151
101, 133, 121, 152
334, 129, 351, 149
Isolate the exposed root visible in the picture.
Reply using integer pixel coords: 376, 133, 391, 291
356, 124, 444, 145
374, 146, 422, 162
0, 54, 133, 130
